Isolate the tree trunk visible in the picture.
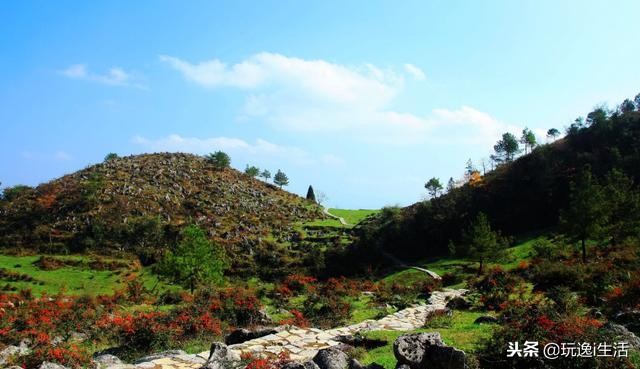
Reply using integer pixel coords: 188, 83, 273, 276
581, 238, 587, 263
478, 259, 484, 274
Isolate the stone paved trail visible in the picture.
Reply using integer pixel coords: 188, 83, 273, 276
125, 289, 466, 369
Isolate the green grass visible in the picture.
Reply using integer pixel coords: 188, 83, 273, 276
327, 208, 380, 226
0, 254, 175, 296
360, 311, 496, 369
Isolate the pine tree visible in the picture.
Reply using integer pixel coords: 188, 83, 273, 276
306, 185, 316, 202
156, 225, 228, 293
425, 177, 443, 199
460, 212, 504, 273
560, 167, 607, 262
274, 169, 289, 188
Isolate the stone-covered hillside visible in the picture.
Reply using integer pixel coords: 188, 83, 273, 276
0, 153, 324, 274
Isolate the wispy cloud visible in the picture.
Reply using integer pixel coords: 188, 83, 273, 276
404, 63, 426, 81
161, 52, 430, 144
132, 134, 342, 167
160, 53, 531, 146
61, 64, 143, 87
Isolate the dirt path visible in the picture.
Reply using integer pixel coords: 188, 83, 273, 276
322, 207, 348, 226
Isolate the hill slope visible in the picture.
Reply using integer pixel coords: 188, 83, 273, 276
350, 109, 640, 265
0, 153, 324, 274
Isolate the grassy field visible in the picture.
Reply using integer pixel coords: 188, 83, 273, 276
328, 208, 380, 225
0, 254, 173, 296
304, 208, 380, 228
360, 311, 496, 369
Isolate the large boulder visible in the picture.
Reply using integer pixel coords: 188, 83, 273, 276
93, 354, 122, 369
313, 347, 349, 369
445, 297, 470, 310
225, 328, 278, 345
393, 332, 465, 369
601, 322, 640, 349
393, 333, 444, 367
614, 310, 640, 333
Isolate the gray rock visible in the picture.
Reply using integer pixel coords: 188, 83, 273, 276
473, 316, 499, 324
282, 362, 306, 369
134, 350, 186, 363
393, 332, 465, 369
313, 347, 349, 369
0, 344, 30, 365
393, 332, 443, 366
225, 328, 278, 345
303, 361, 321, 369
93, 354, 122, 368
601, 322, 640, 349
38, 362, 69, 369
445, 297, 470, 310
202, 343, 242, 369
423, 345, 466, 369
614, 310, 640, 332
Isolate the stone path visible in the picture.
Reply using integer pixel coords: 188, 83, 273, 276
123, 289, 466, 369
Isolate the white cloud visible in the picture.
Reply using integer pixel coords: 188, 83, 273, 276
132, 134, 342, 167
160, 53, 533, 146
404, 63, 426, 81
161, 53, 432, 144
61, 64, 141, 87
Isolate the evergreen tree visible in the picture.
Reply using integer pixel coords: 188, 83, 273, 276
260, 169, 271, 182
244, 165, 260, 177
619, 99, 635, 114
493, 132, 520, 163
460, 212, 504, 273
306, 185, 316, 202
273, 169, 289, 188
156, 225, 228, 293
447, 177, 455, 192
206, 151, 231, 169
604, 169, 640, 245
520, 128, 537, 154
546, 128, 560, 141
104, 153, 118, 162
560, 167, 607, 263
425, 177, 443, 199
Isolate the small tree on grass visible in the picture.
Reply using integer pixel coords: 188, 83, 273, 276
260, 169, 271, 182
244, 165, 260, 177
274, 169, 289, 188
156, 225, 228, 293
206, 151, 231, 169
459, 212, 504, 273
559, 166, 607, 263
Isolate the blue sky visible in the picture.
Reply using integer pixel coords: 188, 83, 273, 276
1, 1, 639, 208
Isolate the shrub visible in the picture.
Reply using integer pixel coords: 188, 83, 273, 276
469, 266, 521, 311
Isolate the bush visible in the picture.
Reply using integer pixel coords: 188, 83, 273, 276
469, 266, 522, 311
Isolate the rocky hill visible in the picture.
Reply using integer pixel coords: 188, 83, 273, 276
0, 153, 324, 274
